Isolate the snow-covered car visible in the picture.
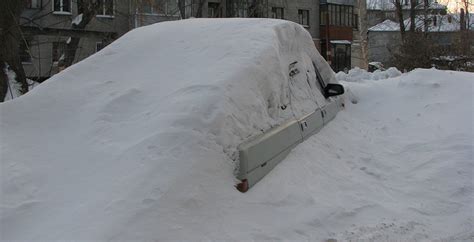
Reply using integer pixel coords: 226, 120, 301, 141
1, 18, 344, 239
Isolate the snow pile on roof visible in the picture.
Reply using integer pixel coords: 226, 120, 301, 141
336, 66, 402, 82
72, 13, 83, 26
369, 19, 400, 31
370, 13, 474, 32
330, 40, 352, 45
367, 0, 447, 10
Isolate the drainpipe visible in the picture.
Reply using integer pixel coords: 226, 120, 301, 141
326, 11, 331, 65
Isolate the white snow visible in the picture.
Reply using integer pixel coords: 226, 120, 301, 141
369, 13, 474, 32
2, 64, 22, 101
72, 13, 83, 26
2, 64, 39, 102
336, 66, 402, 82
1, 19, 473, 240
330, 40, 352, 45
369, 19, 400, 32
367, 0, 448, 10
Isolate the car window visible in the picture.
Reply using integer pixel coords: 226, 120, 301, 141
312, 62, 326, 92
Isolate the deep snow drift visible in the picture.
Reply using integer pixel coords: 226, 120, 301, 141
1, 18, 335, 239
1, 19, 473, 240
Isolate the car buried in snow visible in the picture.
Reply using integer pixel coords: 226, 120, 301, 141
232, 20, 345, 192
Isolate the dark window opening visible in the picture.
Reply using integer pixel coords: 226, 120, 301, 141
320, 3, 356, 28
97, 0, 114, 16
332, 43, 351, 72
139, 0, 177, 15
208, 2, 221, 18
26, 0, 41, 9
53, 0, 71, 12
298, 9, 309, 26
96, 42, 105, 52
271, 7, 284, 19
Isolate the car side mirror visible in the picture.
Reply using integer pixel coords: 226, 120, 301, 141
324, 83, 344, 98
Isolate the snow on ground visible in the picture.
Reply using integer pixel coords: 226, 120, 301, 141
336, 67, 402, 83
2, 64, 39, 102
1, 18, 473, 240
2, 65, 22, 101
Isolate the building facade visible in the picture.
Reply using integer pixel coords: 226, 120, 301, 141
20, 0, 368, 80
20, 0, 132, 80
368, 12, 473, 67
366, 0, 473, 69
20, 0, 182, 81
319, 0, 367, 72
194, 0, 322, 50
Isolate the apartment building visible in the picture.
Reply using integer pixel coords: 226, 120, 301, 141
20, 0, 181, 81
319, 0, 367, 72
21, 0, 130, 80
20, 0, 366, 80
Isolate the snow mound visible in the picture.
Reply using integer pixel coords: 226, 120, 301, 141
336, 66, 402, 82
0, 19, 335, 239
1, 19, 472, 240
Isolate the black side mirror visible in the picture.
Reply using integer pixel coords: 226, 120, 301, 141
324, 83, 344, 98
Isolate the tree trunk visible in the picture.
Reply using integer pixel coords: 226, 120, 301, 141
0, 62, 8, 101
195, 0, 205, 17
394, 0, 406, 39
0, 0, 28, 102
462, 0, 470, 31
409, 0, 416, 32
63, 0, 99, 67
358, 0, 369, 69
178, 0, 186, 18
423, 0, 429, 33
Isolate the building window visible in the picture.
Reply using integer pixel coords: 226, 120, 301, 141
208, 2, 221, 18
141, 0, 153, 14
52, 42, 66, 63
332, 43, 351, 72
26, 0, 41, 9
139, 0, 178, 15
98, 0, 114, 16
298, 9, 309, 27
53, 0, 71, 13
348, 6, 352, 26
320, 4, 356, 27
353, 14, 358, 29
20, 41, 32, 64
96, 42, 105, 52
229, 0, 248, 17
342, 6, 347, 26
271, 7, 284, 19
330, 5, 335, 25
320, 5, 327, 25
